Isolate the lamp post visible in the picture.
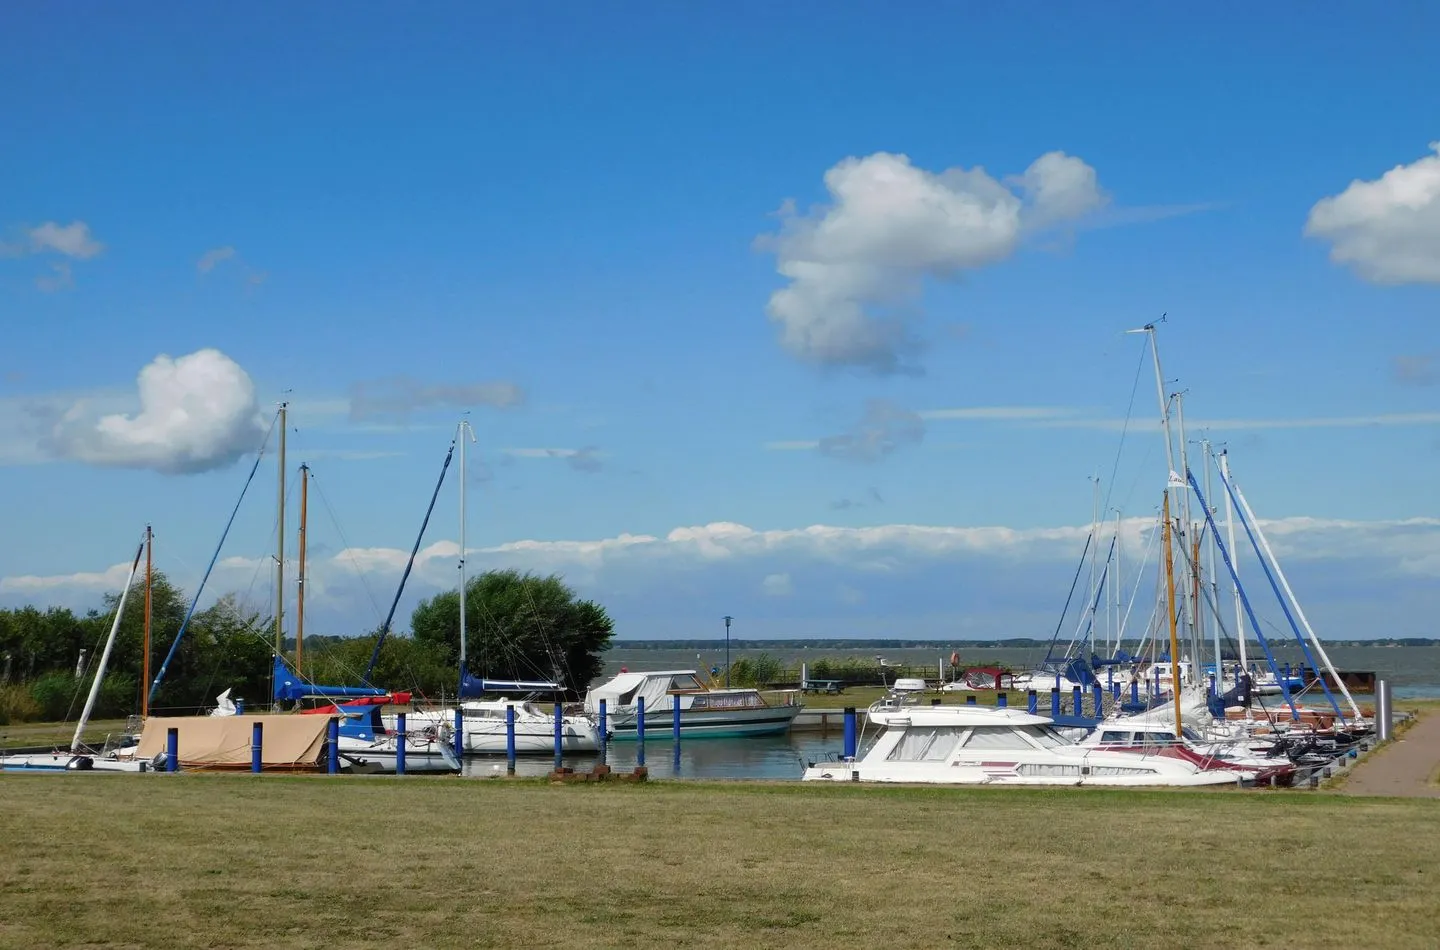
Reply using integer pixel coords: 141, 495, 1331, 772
723, 615, 733, 688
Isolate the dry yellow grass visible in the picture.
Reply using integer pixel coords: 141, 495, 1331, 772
1, 773, 1437, 949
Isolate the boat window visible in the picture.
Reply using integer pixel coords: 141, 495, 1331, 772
1018, 725, 1069, 748
921, 728, 964, 761
1141, 732, 1176, 745
1099, 730, 1131, 745
669, 674, 704, 692
959, 726, 1032, 750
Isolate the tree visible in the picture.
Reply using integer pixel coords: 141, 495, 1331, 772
303, 630, 454, 699
411, 569, 614, 698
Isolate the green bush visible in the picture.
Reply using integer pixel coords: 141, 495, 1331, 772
725, 653, 786, 688
0, 683, 42, 724
29, 671, 85, 721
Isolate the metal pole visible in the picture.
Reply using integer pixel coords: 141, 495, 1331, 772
251, 721, 263, 774
297, 464, 308, 672
166, 727, 178, 772
1377, 680, 1392, 742
553, 700, 563, 771
843, 707, 857, 759
276, 402, 286, 660
326, 717, 339, 774
723, 615, 733, 688
506, 704, 516, 773
635, 696, 646, 767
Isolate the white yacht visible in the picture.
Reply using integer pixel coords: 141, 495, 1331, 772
585, 670, 802, 739
395, 699, 602, 754
803, 704, 1253, 787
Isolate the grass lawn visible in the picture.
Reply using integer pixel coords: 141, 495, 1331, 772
1, 774, 1437, 949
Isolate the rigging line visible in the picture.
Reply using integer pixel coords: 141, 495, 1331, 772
1101, 340, 1150, 517
1117, 512, 1161, 649
149, 410, 279, 704
309, 469, 386, 624
1042, 532, 1093, 667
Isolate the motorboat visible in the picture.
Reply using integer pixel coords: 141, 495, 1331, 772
585, 670, 802, 739
803, 704, 1256, 787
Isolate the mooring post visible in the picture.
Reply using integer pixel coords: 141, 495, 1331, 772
843, 706, 857, 759
251, 721, 263, 774
598, 697, 608, 751
996, 692, 1008, 708
1050, 688, 1060, 717
395, 712, 407, 776
965, 694, 977, 706
1130, 679, 1140, 706
1091, 683, 1103, 717
166, 726, 178, 773
453, 707, 465, 760
553, 700, 564, 770
1208, 672, 1217, 699
235, 698, 245, 714
505, 704, 516, 774
327, 717, 339, 774
1072, 686, 1082, 716
1027, 690, 1038, 714
635, 696, 646, 767
671, 695, 681, 746
1377, 679, 1392, 742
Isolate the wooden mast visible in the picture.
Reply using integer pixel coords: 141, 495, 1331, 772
141, 524, 152, 717
1163, 491, 1183, 734
297, 463, 308, 672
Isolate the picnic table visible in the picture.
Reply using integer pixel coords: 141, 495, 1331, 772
801, 679, 845, 695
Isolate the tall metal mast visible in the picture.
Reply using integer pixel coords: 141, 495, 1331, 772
1201, 440, 1222, 686
141, 524, 152, 718
1219, 449, 1247, 678
297, 463, 308, 672
1175, 391, 1199, 678
457, 416, 476, 693
275, 401, 287, 658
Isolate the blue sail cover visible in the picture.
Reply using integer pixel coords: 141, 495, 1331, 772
272, 657, 389, 704
459, 672, 562, 698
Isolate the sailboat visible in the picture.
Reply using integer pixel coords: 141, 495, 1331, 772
392, 419, 603, 755
1, 530, 155, 773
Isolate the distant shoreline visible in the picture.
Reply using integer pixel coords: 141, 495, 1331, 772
608, 638, 1439, 650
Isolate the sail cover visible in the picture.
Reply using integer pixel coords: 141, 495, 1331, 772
135, 715, 330, 767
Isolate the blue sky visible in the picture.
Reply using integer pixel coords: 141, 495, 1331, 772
1, 3, 1436, 642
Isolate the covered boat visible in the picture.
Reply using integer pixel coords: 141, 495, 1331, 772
584, 670, 802, 739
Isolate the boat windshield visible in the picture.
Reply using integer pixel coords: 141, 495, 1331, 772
1018, 724, 1070, 748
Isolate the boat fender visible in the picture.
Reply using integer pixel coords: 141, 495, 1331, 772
73, 756, 94, 770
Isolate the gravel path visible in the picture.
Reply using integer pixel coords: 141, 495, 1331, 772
1338, 711, 1440, 798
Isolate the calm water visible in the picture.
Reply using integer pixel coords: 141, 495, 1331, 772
601, 645, 1440, 699
459, 733, 845, 780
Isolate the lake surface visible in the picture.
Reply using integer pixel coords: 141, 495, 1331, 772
460, 732, 846, 780
600, 644, 1440, 698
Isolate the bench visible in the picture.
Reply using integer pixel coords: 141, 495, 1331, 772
801, 679, 845, 695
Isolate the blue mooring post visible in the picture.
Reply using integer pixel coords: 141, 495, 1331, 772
327, 717, 339, 775
597, 698, 608, 764
505, 704, 516, 774
1130, 679, 1140, 705
553, 700, 564, 770
843, 706, 857, 759
1091, 683, 1103, 716
251, 721, 263, 774
996, 692, 1008, 708
166, 726, 178, 772
1050, 688, 1060, 717
1072, 686, 1082, 716
235, 698, 245, 714
965, 695, 977, 706
1209, 672, 1217, 699
671, 696, 681, 744
395, 712, 407, 776
1111, 682, 1120, 702
1027, 690, 1038, 714
635, 696, 646, 767
454, 707, 464, 760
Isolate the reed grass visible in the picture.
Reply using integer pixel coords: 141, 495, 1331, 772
1, 773, 1436, 949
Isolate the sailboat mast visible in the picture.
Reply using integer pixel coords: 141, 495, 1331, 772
142, 524, 152, 718
1112, 507, 1122, 654
1089, 475, 1100, 654
1162, 491, 1182, 735
1202, 441, 1222, 684
72, 536, 145, 753
297, 463, 308, 672
457, 418, 476, 691
1175, 391, 1199, 679
1219, 450, 1247, 674
275, 401, 287, 659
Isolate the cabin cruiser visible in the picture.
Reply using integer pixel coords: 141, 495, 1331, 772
804, 704, 1256, 787
585, 670, 802, 739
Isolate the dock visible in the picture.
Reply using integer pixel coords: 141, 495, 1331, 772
1333, 709, 1440, 798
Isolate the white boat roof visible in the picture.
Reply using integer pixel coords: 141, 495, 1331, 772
869, 705, 1055, 728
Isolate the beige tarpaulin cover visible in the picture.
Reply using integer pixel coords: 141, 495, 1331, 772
135, 715, 330, 767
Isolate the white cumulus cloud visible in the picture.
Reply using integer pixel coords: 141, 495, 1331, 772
41, 348, 267, 474
759, 150, 1107, 373
1305, 142, 1440, 284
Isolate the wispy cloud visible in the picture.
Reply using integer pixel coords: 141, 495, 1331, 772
917, 406, 1078, 421
34, 261, 73, 293
26, 221, 104, 259
1393, 352, 1439, 386
196, 246, 236, 274
348, 377, 525, 421
503, 445, 605, 473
